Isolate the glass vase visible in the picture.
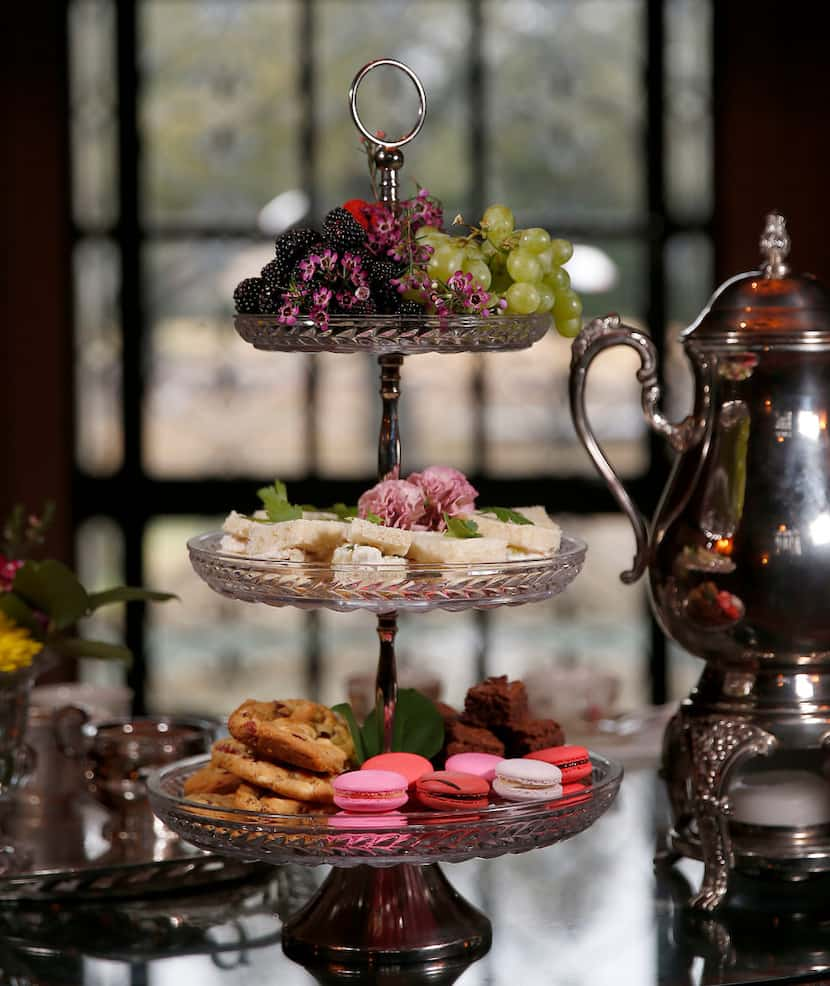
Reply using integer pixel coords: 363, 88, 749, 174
0, 662, 39, 874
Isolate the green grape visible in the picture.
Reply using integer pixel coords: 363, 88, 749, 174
464, 241, 485, 260
518, 228, 552, 254
462, 258, 492, 290
553, 287, 583, 321
535, 283, 556, 313
428, 243, 466, 283
535, 246, 554, 273
490, 269, 512, 295
415, 225, 442, 241
488, 250, 507, 275
555, 315, 582, 338
506, 249, 542, 284
543, 266, 571, 293
480, 239, 498, 260
481, 204, 514, 246
505, 282, 540, 314
550, 238, 574, 265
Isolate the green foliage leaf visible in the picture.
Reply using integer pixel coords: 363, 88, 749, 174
49, 636, 133, 665
331, 702, 366, 765
87, 587, 178, 611
333, 690, 445, 762
328, 503, 358, 520
13, 560, 89, 630
443, 514, 482, 539
391, 689, 445, 758
257, 480, 302, 522
479, 506, 532, 525
365, 513, 382, 525
0, 592, 44, 638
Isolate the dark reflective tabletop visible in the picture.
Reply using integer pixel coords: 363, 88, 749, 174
3, 769, 830, 986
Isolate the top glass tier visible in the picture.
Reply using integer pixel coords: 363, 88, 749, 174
234, 312, 552, 355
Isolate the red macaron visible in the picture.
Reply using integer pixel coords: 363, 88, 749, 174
414, 771, 490, 811
362, 752, 433, 789
524, 745, 592, 784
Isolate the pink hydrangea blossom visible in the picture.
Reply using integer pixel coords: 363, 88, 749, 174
406, 467, 478, 530
358, 480, 426, 530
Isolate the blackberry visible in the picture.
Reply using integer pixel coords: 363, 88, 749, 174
349, 298, 378, 317
273, 227, 321, 276
258, 283, 282, 314
233, 277, 265, 314
367, 257, 401, 290
261, 258, 288, 294
400, 300, 425, 315
323, 207, 366, 251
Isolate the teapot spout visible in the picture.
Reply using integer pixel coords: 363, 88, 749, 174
569, 314, 704, 583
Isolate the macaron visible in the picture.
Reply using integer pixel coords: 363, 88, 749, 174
414, 771, 490, 811
559, 782, 592, 806
362, 752, 433, 788
444, 752, 504, 782
492, 759, 562, 803
332, 769, 409, 813
328, 810, 408, 830
525, 745, 592, 784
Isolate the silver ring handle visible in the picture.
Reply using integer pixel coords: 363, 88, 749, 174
349, 59, 427, 149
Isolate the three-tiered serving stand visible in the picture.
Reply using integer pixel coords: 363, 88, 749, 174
148, 59, 622, 969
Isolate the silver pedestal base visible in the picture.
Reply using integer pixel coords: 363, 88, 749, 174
661, 666, 830, 911
282, 863, 492, 967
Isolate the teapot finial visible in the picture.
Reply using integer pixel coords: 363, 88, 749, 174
760, 212, 790, 279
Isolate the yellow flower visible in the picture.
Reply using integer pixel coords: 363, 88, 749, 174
0, 612, 43, 673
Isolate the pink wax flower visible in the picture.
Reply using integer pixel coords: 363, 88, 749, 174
0, 555, 23, 593
406, 467, 478, 530
358, 480, 426, 530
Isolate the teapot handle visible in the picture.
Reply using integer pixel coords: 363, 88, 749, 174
569, 314, 701, 584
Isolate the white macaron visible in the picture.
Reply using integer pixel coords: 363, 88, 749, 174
492, 758, 563, 802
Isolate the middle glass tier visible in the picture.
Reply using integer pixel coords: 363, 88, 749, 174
188, 532, 587, 614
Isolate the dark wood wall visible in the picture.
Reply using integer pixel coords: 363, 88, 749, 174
713, 0, 830, 284
0, 5, 74, 564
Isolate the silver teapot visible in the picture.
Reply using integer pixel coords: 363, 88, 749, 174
570, 214, 830, 910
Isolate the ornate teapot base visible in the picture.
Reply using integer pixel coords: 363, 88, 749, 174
661, 666, 830, 911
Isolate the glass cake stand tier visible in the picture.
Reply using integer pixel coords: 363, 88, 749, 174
148, 753, 621, 965
234, 311, 552, 354
148, 753, 621, 868
188, 532, 586, 614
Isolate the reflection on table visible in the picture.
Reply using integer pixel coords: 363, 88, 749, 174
3, 768, 830, 986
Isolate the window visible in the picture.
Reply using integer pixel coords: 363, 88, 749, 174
70, 0, 713, 714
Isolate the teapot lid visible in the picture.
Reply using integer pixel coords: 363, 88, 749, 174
682, 213, 830, 348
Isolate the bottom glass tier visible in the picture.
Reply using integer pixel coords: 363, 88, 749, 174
147, 752, 622, 868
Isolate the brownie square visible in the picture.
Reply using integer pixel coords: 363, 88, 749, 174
463, 675, 528, 729
445, 720, 505, 758
500, 718, 565, 757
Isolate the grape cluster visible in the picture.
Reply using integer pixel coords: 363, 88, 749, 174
415, 205, 582, 337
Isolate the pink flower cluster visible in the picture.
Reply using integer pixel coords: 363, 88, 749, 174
0, 555, 23, 593
358, 467, 478, 531
278, 249, 371, 330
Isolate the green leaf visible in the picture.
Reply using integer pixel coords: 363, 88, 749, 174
87, 587, 178, 611
48, 636, 133, 665
443, 514, 482, 539
0, 592, 44, 638
13, 560, 89, 630
331, 702, 366, 765
328, 503, 358, 520
257, 480, 303, 522
360, 707, 383, 760
391, 689, 445, 759
365, 512, 382, 525
479, 506, 532, 525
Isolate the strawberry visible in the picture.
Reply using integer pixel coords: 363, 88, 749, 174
342, 199, 371, 230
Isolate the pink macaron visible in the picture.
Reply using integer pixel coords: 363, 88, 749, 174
362, 752, 433, 788
332, 769, 409, 813
444, 752, 504, 782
